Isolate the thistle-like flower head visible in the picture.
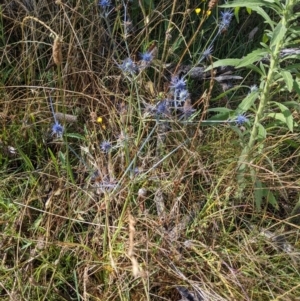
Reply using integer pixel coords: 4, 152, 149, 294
156, 100, 170, 116
49, 97, 64, 138
98, 0, 111, 8
140, 51, 153, 63
52, 121, 64, 138
178, 89, 189, 102
235, 114, 249, 125
202, 45, 213, 60
219, 9, 233, 31
170, 76, 186, 91
119, 58, 137, 74
100, 140, 112, 153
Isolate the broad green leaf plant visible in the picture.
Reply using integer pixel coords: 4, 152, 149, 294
218, 0, 300, 208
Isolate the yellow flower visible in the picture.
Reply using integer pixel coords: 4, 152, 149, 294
206, 10, 211, 16
97, 116, 106, 129
195, 8, 201, 15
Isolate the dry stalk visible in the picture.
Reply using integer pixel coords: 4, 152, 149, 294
128, 213, 143, 278
21, 16, 63, 66
154, 188, 166, 220
22, 16, 58, 38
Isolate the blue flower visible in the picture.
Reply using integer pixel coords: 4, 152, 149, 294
52, 121, 64, 138
219, 9, 233, 32
178, 89, 189, 102
98, 0, 111, 8
156, 100, 170, 116
235, 114, 249, 125
100, 140, 112, 153
140, 51, 153, 63
49, 97, 64, 138
119, 58, 137, 74
170, 76, 186, 91
202, 45, 213, 60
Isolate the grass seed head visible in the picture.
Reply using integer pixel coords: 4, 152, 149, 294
208, 0, 218, 10
52, 36, 62, 66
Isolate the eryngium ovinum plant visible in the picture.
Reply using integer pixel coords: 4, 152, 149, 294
99, 5, 241, 157
94, 1, 250, 226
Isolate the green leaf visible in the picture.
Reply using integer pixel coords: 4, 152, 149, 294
221, 0, 273, 6
254, 180, 278, 211
18, 149, 34, 171
283, 101, 300, 110
270, 22, 287, 49
262, 33, 269, 44
257, 122, 267, 140
211, 86, 243, 101
237, 48, 268, 68
254, 9, 274, 29
267, 113, 294, 132
259, 61, 267, 76
236, 91, 259, 114
64, 133, 86, 140
48, 148, 60, 176
245, 64, 266, 76
280, 70, 293, 92
293, 80, 300, 95
59, 151, 66, 165
205, 59, 241, 71
206, 108, 232, 124
234, 7, 240, 23
265, 189, 278, 210
269, 101, 294, 132
171, 35, 185, 53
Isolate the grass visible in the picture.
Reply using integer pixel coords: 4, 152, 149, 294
1, 0, 300, 300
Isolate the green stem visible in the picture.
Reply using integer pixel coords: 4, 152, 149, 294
237, 0, 293, 180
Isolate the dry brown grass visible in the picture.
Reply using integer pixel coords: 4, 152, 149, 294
1, 1, 300, 301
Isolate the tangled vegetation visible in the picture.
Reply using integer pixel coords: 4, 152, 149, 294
1, 0, 300, 300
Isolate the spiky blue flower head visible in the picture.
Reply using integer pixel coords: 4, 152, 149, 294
156, 100, 169, 115
178, 89, 189, 102
98, 0, 111, 8
100, 140, 112, 153
49, 96, 64, 138
235, 114, 249, 125
140, 51, 153, 63
202, 45, 213, 59
219, 9, 233, 31
170, 76, 186, 91
119, 58, 137, 74
52, 121, 64, 138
